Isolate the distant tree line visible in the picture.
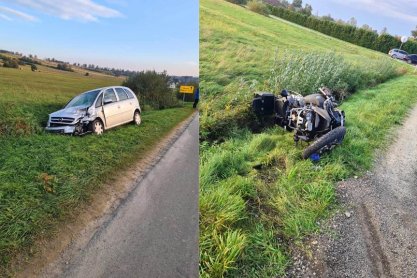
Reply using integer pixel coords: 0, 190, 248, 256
267, 4, 417, 53
0, 54, 43, 69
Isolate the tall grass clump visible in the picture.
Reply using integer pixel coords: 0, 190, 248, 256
247, 0, 270, 15
268, 50, 399, 99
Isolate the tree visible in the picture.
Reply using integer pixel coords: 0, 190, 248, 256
347, 17, 357, 27
361, 24, 373, 32
412, 25, 417, 38
292, 0, 302, 8
123, 70, 178, 110
301, 3, 312, 16
380, 27, 388, 35
321, 14, 334, 22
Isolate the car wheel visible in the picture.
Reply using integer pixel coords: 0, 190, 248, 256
392, 54, 397, 59
91, 119, 104, 135
133, 111, 142, 126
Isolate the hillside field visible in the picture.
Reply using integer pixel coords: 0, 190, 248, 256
199, 0, 416, 277
0, 63, 193, 274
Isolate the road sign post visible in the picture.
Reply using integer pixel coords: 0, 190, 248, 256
179, 85, 195, 104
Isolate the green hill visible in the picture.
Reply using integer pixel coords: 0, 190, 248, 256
199, 0, 416, 277
200, 0, 402, 92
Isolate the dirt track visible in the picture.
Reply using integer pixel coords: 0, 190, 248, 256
296, 105, 417, 277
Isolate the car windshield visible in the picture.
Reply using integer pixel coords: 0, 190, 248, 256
65, 90, 101, 108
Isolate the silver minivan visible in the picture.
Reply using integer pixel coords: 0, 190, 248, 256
388, 49, 409, 61
45, 86, 141, 135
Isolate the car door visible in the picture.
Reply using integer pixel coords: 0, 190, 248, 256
102, 88, 120, 128
115, 87, 133, 123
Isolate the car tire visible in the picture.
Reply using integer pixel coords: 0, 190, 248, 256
392, 54, 397, 59
133, 110, 142, 126
91, 119, 104, 135
302, 126, 346, 159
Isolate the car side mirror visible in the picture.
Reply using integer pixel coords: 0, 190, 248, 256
104, 98, 113, 105
281, 90, 289, 97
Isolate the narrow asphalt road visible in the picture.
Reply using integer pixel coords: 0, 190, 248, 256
49, 115, 199, 278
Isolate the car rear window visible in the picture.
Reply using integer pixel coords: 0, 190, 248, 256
123, 88, 136, 99
115, 88, 128, 101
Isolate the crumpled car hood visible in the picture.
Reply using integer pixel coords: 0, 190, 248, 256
50, 105, 89, 119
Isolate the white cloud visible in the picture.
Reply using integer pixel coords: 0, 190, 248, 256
330, 0, 417, 23
0, 0, 123, 22
0, 6, 37, 21
0, 12, 12, 20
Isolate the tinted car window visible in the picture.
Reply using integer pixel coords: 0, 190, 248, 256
400, 50, 408, 55
115, 88, 128, 101
123, 88, 135, 99
104, 88, 117, 103
95, 93, 103, 108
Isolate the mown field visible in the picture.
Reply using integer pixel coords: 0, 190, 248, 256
0, 64, 193, 274
199, 0, 416, 277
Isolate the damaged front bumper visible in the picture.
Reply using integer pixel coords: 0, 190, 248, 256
45, 117, 93, 135
45, 125, 77, 134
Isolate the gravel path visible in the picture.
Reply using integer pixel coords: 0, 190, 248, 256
294, 105, 417, 278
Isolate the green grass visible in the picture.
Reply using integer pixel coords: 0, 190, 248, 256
199, 0, 417, 276
0, 64, 194, 274
200, 0, 406, 92
200, 75, 417, 277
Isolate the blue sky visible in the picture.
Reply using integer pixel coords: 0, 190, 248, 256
0, 0, 198, 76
305, 0, 417, 36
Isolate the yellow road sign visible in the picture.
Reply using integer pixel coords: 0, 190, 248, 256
179, 85, 194, 94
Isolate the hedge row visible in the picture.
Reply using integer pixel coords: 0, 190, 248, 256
268, 5, 417, 54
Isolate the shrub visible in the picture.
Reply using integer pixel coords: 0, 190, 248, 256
56, 63, 73, 72
247, 0, 269, 15
2, 59, 19, 69
31, 64, 37, 71
123, 70, 179, 110
225, 0, 247, 4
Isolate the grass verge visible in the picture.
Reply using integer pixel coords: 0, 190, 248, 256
0, 63, 195, 274
0, 106, 193, 274
199, 74, 417, 277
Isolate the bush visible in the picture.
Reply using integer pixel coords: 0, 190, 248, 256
56, 63, 73, 72
31, 64, 37, 72
123, 70, 179, 110
247, 0, 269, 15
2, 58, 19, 69
225, 0, 247, 4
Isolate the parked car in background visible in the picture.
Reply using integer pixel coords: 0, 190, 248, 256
388, 49, 409, 61
45, 86, 141, 135
407, 54, 417, 65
